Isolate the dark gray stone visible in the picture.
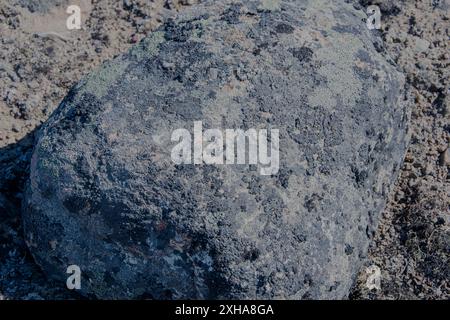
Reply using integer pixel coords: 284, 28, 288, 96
22, 0, 410, 299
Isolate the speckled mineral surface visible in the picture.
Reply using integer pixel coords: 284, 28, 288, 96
22, 0, 411, 299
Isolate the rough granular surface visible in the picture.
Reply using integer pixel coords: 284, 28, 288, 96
352, 0, 449, 299
21, 0, 410, 299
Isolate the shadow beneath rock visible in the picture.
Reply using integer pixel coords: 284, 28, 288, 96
0, 127, 81, 300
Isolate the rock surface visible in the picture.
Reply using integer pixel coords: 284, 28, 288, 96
22, 0, 410, 299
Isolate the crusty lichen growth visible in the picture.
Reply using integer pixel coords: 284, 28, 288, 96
311, 35, 364, 109
129, 30, 165, 60
79, 59, 129, 98
258, 0, 282, 11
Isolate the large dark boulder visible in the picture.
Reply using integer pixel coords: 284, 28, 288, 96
22, 0, 410, 299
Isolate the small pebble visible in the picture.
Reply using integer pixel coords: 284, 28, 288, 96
11, 124, 20, 133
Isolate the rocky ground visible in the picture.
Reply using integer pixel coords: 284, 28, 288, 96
351, 0, 449, 299
0, 0, 448, 299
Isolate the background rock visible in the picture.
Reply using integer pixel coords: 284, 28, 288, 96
22, 0, 410, 299
352, 0, 449, 299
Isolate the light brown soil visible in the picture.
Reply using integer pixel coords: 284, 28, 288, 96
352, 0, 449, 299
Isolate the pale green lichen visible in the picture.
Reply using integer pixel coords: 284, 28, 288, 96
311, 34, 363, 109
129, 31, 165, 61
258, 0, 281, 12
308, 87, 338, 109
80, 59, 129, 98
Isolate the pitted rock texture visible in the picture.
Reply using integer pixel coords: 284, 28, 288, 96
22, 0, 411, 299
